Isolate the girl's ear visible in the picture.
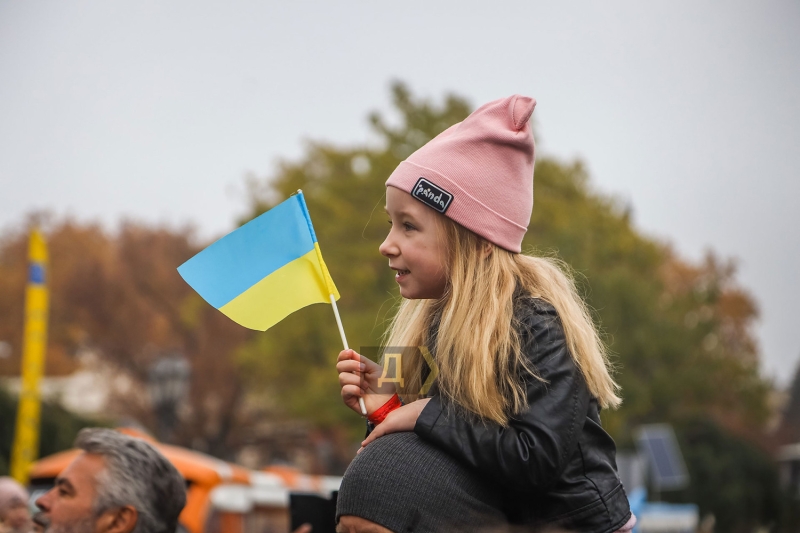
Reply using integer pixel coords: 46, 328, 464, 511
481, 241, 493, 260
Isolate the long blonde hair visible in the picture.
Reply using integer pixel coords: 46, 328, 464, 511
384, 216, 621, 426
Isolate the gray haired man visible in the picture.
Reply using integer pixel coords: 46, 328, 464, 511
34, 429, 186, 533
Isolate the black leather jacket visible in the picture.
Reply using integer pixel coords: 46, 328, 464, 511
414, 296, 631, 532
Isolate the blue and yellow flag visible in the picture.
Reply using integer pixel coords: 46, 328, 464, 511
178, 191, 339, 331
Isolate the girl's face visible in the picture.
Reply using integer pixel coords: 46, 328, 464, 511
379, 186, 448, 299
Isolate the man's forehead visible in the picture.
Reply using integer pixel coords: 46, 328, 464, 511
58, 452, 107, 490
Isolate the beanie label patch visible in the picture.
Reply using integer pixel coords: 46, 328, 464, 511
412, 178, 453, 213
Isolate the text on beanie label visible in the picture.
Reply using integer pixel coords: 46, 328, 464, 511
412, 178, 453, 214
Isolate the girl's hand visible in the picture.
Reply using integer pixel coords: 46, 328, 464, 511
357, 398, 430, 453
337, 349, 396, 416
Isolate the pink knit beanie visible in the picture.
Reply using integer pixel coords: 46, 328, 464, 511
385, 94, 536, 253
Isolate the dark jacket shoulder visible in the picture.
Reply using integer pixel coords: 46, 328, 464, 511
414, 296, 631, 532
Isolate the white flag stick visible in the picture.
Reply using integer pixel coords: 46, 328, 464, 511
330, 294, 367, 416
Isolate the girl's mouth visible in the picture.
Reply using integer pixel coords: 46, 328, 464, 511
394, 269, 410, 280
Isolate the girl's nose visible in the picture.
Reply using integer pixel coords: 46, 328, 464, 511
379, 232, 398, 258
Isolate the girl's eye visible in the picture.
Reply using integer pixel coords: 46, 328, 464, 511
403, 222, 415, 231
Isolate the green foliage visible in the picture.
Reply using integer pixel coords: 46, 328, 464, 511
525, 159, 770, 441
237, 82, 473, 438
0, 386, 105, 475
240, 82, 770, 446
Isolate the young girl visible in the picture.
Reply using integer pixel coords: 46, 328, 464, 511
337, 95, 634, 532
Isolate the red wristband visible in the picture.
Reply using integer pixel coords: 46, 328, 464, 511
367, 394, 402, 425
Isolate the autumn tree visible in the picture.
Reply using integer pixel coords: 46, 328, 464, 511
239, 82, 771, 442
235, 85, 471, 445
235, 81, 789, 522
776, 361, 800, 446
0, 82, 777, 492
0, 217, 253, 458
525, 159, 769, 441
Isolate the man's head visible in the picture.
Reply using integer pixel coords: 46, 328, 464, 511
35, 429, 186, 533
0, 477, 32, 533
336, 432, 507, 533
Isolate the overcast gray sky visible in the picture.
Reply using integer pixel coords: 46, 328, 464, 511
1, 1, 798, 385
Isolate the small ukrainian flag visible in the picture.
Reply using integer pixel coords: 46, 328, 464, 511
178, 191, 340, 331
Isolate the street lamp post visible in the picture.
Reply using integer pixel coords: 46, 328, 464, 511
148, 354, 191, 444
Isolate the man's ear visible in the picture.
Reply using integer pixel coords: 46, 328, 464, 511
97, 506, 138, 533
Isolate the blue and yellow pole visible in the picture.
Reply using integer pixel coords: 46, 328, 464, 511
10, 229, 49, 484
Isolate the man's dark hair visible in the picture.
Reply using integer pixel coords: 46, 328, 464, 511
75, 428, 186, 533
